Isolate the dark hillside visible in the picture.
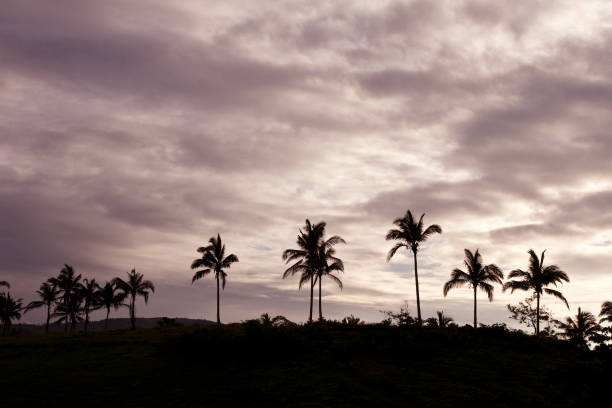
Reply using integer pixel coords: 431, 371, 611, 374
1, 323, 609, 407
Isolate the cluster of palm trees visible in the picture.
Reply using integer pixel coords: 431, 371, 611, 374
384, 209, 572, 334
3, 207, 612, 349
281, 220, 346, 323
0, 266, 154, 335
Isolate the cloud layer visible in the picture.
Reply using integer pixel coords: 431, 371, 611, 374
3, 0, 612, 325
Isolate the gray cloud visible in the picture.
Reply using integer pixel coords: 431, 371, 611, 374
3, 0, 612, 326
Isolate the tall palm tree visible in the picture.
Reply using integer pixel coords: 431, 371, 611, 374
443, 249, 504, 328
80, 279, 101, 334
559, 307, 601, 348
503, 249, 569, 335
282, 220, 326, 323
0, 292, 23, 336
48, 264, 82, 333
316, 242, 345, 321
425, 311, 454, 328
191, 234, 239, 327
25, 282, 60, 333
113, 269, 155, 330
97, 281, 126, 329
386, 210, 442, 325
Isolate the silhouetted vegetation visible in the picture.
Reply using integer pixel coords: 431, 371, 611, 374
282, 219, 345, 323
503, 249, 569, 335
3, 322, 612, 407
191, 233, 239, 326
443, 249, 503, 327
386, 210, 442, 325
113, 269, 155, 330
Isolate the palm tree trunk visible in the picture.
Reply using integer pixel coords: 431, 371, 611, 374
84, 308, 89, 334
216, 275, 221, 326
412, 250, 422, 326
130, 296, 136, 330
309, 275, 314, 324
45, 304, 50, 334
105, 308, 110, 330
536, 292, 540, 335
318, 273, 323, 322
473, 286, 477, 328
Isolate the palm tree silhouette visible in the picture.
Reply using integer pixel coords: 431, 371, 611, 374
425, 311, 454, 328
48, 264, 82, 333
25, 282, 60, 333
316, 241, 345, 321
443, 249, 503, 328
282, 220, 326, 323
113, 269, 155, 330
503, 249, 569, 335
80, 279, 101, 334
559, 307, 600, 348
98, 281, 127, 329
386, 210, 442, 325
53, 293, 83, 332
0, 292, 23, 336
191, 234, 239, 326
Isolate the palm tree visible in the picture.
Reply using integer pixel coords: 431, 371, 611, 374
599, 301, 612, 324
443, 249, 504, 328
80, 279, 101, 334
503, 249, 569, 335
559, 307, 601, 348
97, 281, 126, 329
113, 269, 155, 330
386, 210, 442, 325
48, 264, 82, 333
0, 292, 23, 336
53, 293, 83, 332
191, 234, 239, 327
282, 220, 326, 323
316, 241, 345, 321
25, 282, 60, 333
425, 311, 454, 328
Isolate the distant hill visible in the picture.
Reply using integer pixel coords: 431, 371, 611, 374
13, 317, 215, 333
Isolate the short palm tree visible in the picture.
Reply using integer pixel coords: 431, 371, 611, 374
282, 220, 326, 323
386, 210, 442, 325
80, 279, 101, 334
191, 234, 239, 326
425, 311, 454, 328
53, 293, 83, 332
113, 269, 155, 330
559, 307, 601, 348
503, 249, 569, 335
48, 264, 82, 333
443, 249, 504, 327
97, 281, 126, 329
316, 242, 345, 321
0, 292, 23, 336
25, 282, 60, 333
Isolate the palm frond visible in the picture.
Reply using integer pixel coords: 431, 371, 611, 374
544, 288, 569, 308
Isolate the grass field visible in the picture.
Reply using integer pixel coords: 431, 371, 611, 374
1, 323, 610, 407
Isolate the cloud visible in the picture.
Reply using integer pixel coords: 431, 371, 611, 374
3, 0, 612, 325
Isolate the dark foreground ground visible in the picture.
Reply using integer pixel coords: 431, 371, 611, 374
1, 323, 610, 407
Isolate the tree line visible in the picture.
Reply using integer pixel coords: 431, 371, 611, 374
2, 208, 612, 348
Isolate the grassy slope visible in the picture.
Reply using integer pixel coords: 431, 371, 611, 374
1, 324, 610, 407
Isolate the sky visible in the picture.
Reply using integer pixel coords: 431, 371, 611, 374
2, 0, 612, 327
